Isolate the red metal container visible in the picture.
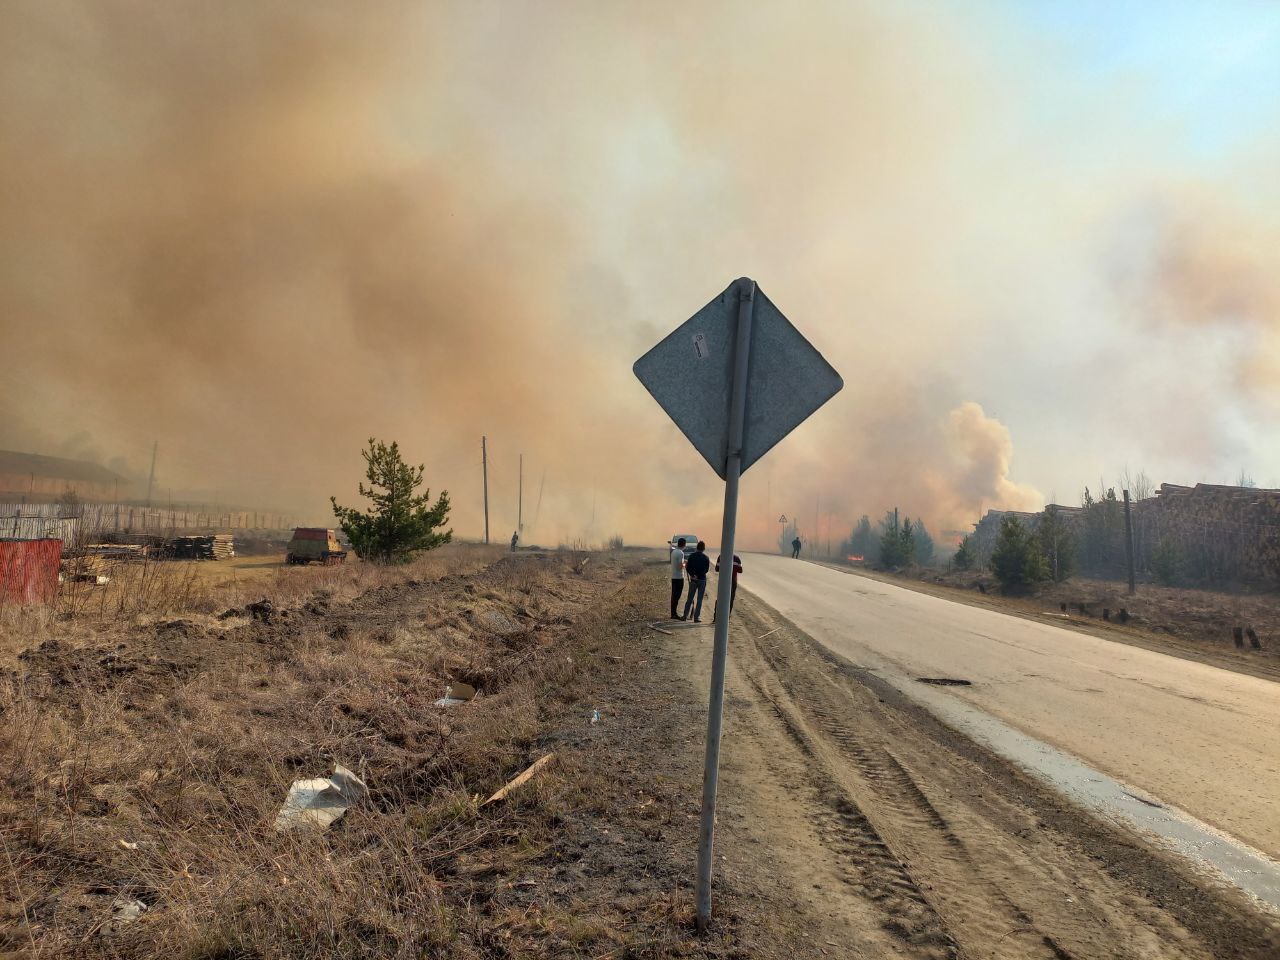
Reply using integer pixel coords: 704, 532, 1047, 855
0, 538, 63, 604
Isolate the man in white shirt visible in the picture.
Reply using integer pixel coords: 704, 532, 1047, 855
669, 538, 687, 619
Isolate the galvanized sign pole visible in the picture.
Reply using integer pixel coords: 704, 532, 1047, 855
694, 279, 754, 930
633, 276, 842, 933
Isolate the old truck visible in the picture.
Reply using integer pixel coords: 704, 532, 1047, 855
286, 528, 348, 565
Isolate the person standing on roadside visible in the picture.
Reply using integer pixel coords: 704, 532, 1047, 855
682, 541, 711, 622
669, 538, 687, 619
712, 553, 742, 623
791, 536, 802, 559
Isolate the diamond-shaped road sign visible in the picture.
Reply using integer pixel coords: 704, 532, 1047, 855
633, 276, 842, 933
633, 278, 843, 479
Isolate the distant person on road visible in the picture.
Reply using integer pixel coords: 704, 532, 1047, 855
670, 538, 687, 619
510, 530, 519, 552
791, 536, 802, 559
682, 541, 711, 622
712, 553, 743, 623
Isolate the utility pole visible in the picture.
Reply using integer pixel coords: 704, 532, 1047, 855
1123, 489, 1136, 596
481, 437, 490, 544
518, 453, 523, 536
814, 492, 819, 550
534, 471, 545, 530
145, 441, 158, 507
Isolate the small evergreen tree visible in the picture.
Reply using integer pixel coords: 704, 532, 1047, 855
1151, 536, 1186, 586
331, 438, 452, 563
847, 515, 874, 558
1036, 505, 1075, 582
900, 517, 916, 567
913, 517, 935, 565
953, 535, 975, 571
990, 515, 1048, 593
878, 509, 913, 570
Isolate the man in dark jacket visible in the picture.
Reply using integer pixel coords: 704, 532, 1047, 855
791, 536, 802, 559
681, 541, 711, 622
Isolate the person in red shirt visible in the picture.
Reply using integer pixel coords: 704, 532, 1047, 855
712, 553, 743, 623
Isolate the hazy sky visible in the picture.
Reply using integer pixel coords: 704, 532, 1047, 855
2, 1, 1277, 549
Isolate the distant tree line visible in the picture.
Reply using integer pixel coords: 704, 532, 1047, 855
837, 510, 934, 571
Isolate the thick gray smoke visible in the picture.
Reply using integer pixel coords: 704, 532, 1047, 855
3, 2, 1271, 546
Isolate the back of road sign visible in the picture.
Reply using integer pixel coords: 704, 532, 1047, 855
633, 278, 843, 479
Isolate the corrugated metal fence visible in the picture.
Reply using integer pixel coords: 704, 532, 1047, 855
0, 503, 300, 539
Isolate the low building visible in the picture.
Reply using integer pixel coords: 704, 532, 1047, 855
0, 450, 131, 502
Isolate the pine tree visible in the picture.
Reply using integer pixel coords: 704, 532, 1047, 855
953, 535, 975, 571
331, 439, 452, 563
900, 517, 916, 567
1152, 536, 1186, 586
913, 517, 935, 565
1036, 505, 1075, 582
878, 509, 913, 570
990, 515, 1048, 593
846, 515, 874, 558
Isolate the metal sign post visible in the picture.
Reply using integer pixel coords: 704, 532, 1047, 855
694, 279, 754, 929
633, 276, 842, 932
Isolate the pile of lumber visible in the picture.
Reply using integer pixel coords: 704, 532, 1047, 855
1140, 483, 1280, 585
85, 543, 149, 561
168, 534, 235, 560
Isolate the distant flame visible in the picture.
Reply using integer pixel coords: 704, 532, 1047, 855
846, 554, 864, 562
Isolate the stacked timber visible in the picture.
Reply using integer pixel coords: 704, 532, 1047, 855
85, 543, 149, 561
168, 535, 235, 560
1139, 483, 1280, 585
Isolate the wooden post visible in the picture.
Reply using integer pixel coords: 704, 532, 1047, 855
1123, 489, 1136, 596
482, 436, 490, 544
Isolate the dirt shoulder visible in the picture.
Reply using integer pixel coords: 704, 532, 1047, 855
810, 560, 1280, 683
701, 592, 1280, 959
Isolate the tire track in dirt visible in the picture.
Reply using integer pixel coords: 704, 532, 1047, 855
743, 640, 1065, 959
741, 660, 1059, 959
715, 595, 1280, 959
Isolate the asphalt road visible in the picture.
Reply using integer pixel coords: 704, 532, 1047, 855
740, 552, 1280, 863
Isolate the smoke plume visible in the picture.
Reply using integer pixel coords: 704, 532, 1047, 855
2, 2, 1274, 546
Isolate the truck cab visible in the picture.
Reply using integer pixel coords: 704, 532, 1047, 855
286, 528, 348, 565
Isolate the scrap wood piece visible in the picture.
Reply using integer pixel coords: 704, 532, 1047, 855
482, 753, 556, 806
647, 622, 674, 635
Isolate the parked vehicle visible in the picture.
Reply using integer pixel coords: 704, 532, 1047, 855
286, 528, 347, 565
670, 533, 699, 558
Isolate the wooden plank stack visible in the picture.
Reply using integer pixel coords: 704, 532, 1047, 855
1139, 483, 1280, 585
168, 535, 235, 560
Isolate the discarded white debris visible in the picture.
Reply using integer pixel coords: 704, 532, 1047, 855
434, 680, 477, 708
591, 709, 600, 724
274, 764, 368, 831
482, 753, 556, 806
110, 898, 147, 926
117, 839, 138, 850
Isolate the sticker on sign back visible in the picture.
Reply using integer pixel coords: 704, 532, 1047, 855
692, 333, 710, 359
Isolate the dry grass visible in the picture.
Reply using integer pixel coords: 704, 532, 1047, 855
0, 544, 507, 663
0, 546, 652, 958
